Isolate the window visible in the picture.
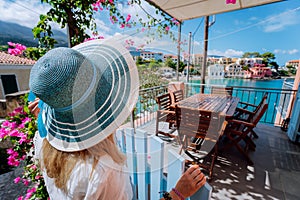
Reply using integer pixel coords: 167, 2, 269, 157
1, 74, 18, 95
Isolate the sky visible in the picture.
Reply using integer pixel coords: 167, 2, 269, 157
0, 0, 300, 66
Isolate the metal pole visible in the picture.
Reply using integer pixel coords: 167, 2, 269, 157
201, 16, 209, 93
176, 23, 182, 81
66, 24, 71, 48
186, 32, 192, 83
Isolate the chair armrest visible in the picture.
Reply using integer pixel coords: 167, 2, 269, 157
157, 109, 175, 114
235, 107, 255, 115
239, 101, 258, 108
227, 119, 255, 128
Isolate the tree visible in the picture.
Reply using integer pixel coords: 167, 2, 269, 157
242, 51, 279, 71
242, 52, 261, 58
261, 52, 278, 69
164, 58, 176, 69
148, 60, 161, 71
136, 56, 143, 65
33, 0, 179, 48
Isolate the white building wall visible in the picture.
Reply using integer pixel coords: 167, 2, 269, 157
208, 64, 225, 79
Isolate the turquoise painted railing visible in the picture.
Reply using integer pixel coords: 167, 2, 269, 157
116, 128, 212, 200
133, 83, 297, 127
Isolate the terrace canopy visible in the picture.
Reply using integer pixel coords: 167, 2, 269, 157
147, 0, 283, 21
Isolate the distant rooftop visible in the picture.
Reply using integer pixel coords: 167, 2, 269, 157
0, 51, 36, 65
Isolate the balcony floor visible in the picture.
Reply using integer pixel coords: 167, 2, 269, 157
140, 121, 300, 200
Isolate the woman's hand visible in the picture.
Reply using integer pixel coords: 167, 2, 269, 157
28, 98, 40, 118
172, 165, 206, 199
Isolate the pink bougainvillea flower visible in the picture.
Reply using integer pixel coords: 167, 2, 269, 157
23, 179, 30, 186
35, 175, 41, 180
1, 120, 11, 127
9, 129, 20, 137
120, 23, 125, 29
126, 14, 131, 22
14, 177, 21, 184
110, 16, 117, 24
21, 117, 31, 124
15, 43, 26, 51
20, 155, 26, 160
31, 164, 37, 170
226, 0, 236, 4
7, 42, 15, 46
8, 48, 15, 55
15, 107, 24, 113
165, 26, 170, 31
25, 191, 33, 200
7, 42, 26, 56
98, 36, 104, 39
93, 4, 98, 11
0, 128, 9, 139
17, 196, 23, 200
7, 148, 15, 155
18, 134, 28, 145
8, 156, 20, 167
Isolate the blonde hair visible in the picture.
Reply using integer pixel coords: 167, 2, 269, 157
41, 134, 126, 193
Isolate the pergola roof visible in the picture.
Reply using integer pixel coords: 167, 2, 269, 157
147, 0, 283, 21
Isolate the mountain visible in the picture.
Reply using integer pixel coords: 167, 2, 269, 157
0, 20, 68, 47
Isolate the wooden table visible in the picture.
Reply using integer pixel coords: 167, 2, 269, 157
175, 94, 239, 118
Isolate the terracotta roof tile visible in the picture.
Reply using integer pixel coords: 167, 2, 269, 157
0, 51, 36, 65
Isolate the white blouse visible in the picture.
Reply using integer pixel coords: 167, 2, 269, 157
34, 133, 133, 200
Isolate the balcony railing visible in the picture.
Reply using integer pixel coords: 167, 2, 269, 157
133, 83, 297, 128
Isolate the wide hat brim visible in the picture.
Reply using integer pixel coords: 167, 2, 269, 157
34, 39, 139, 152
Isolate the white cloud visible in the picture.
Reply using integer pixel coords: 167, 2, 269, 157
288, 49, 299, 54
208, 49, 244, 57
0, 0, 49, 28
274, 49, 299, 55
263, 8, 300, 32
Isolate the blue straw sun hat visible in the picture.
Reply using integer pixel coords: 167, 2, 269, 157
29, 39, 139, 152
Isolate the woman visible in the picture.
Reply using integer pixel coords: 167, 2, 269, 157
29, 39, 206, 199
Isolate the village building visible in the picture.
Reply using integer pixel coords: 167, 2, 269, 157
236, 57, 263, 67
224, 63, 246, 78
208, 64, 225, 79
140, 51, 163, 61
157, 67, 175, 78
247, 64, 272, 79
0, 51, 35, 99
285, 60, 299, 69
164, 54, 179, 63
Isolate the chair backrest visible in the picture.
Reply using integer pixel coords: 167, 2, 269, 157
172, 90, 184, 103
253, 92, 268, 113
115, 128, 212, 200
251, 102, 268, 125
156, 93, 172, 111
176, 106, 226, 152
211, 86, 233, 96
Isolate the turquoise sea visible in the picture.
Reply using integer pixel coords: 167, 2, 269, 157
190, 78, 286, 89
189, 78, 295, 124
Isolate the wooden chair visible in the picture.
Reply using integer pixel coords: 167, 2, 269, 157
222, 102, 268, 165
175, 106, 228, 179
211, 86, 233, 96
234, 92, 268, 138
172, 89, 184, 103
155, 93, 176, 139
